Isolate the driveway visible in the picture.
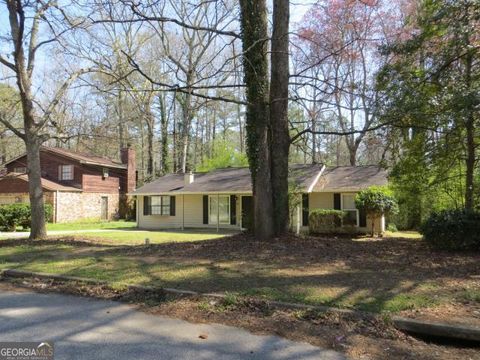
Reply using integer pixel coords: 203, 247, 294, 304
0, 287, 346, 360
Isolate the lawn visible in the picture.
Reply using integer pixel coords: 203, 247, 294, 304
1, 220, 232, 245
46, 220, 136, 231
0, 233, 478, 319
68, 229, 234, 245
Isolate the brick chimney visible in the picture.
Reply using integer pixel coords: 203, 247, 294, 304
121, 144, 136, 193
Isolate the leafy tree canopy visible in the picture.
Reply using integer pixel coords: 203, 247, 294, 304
196, 139, 248, 172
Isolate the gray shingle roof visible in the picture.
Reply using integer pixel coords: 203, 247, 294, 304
313, 166, 388, 192
130, 164, 387, 195
131, 164, 325, 195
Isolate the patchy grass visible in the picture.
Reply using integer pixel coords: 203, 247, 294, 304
1, 225, 233, 245
0, 234, 478, 318
47, 220, 137, 231
383, 230, 422, 239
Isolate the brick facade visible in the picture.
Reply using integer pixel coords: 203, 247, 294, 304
0, 146, 136, 222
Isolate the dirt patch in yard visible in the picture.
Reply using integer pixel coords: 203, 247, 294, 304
1, 277, 478, 360
110, 233, 480, 321
1, 233, 479, 323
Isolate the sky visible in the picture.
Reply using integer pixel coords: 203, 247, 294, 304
0, 0, 316, 91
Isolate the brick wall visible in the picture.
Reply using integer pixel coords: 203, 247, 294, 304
120, 146, 136, 193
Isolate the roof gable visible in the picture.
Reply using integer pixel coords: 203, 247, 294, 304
0, 173, 82, 192
313, 166, 388, 192
4, 147, 127, 170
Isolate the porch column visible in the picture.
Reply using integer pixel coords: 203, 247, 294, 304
182, 194, 185, 230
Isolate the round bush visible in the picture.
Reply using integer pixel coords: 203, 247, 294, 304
421, 209, 480, 250
0, 203, 53, 231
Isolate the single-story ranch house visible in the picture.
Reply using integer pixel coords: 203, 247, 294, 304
131, 164, 388, 234
0, 146, 136, 222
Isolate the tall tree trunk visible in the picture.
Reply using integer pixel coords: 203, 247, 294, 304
145, 108, 154, 178
239, 0, 274, 240
25, 138, 46, 239
159, 93, 168, 175
172, 96, 177, 172
349, 146, 357, 166
117, 90, 125, 156
7, 0, 47, 239
180, 92, 192, 173
464, 51, 475, 210
270, 0, 290, 236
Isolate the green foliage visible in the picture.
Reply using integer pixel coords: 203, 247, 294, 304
377, 0, 480, 226
386, 223, 398, 232
197, 139, 248, 171
309, 209, 345, 234
0, 203, 53, 231
421, 209, 480, 251
355, 186, 398, 216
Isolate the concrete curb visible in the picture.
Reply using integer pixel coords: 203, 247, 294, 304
2, 268, 479, 342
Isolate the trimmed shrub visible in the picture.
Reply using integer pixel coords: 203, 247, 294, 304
0, 203, 53, 231
355, 186, 398, 235
421, 209, 480, 251
309, 209, 346, 234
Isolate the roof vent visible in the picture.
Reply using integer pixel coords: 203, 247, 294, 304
184, 171, 194, 185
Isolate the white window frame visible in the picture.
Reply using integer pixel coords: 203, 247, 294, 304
208, 195, 230, 225
14, 167, 27, 174
59, 165, 74, 180
341, 193, 359, 227
150, 195, 171, 216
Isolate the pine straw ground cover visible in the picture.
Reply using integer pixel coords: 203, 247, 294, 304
0, 234, 479, 354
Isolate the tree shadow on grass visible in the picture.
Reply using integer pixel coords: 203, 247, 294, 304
1, 235, 479, 315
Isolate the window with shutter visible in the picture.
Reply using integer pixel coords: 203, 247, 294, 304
147, 196, 172, 216
341, 194, 359, 226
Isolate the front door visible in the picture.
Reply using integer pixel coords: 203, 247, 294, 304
101, 196, 108, 220
241, 196, 254, 231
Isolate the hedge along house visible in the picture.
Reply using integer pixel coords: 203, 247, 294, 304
131, 165, 388, 234
0, 146, 136, 222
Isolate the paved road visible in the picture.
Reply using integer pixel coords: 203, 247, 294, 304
0, 288, 346, 360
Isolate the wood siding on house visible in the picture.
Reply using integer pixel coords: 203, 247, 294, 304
0, 177, 31, 193
137, 192, 378, 232
82, 174, 120, 193
309, 192, 333, 209
6, 151, 128, 193
137, 194, 245, 230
